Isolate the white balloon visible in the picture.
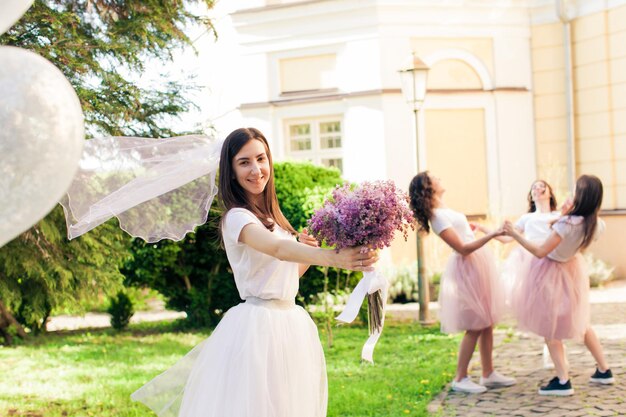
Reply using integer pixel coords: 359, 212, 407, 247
0, 0, 34, 35
0, 46, 84, 247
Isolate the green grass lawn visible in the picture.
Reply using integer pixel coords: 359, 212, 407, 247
0, 320, 459, 417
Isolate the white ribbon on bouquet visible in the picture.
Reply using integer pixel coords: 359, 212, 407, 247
335, 269, 389, 363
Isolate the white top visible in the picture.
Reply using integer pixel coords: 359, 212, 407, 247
222, 208, 299, 301
515, 211, 561, 242
548, 215, 605, 262
431, 208, 475, 244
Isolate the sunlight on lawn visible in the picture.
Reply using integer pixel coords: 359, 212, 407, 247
0, 321, 458, 417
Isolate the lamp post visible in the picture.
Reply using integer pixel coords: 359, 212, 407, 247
398, 53, 432, 324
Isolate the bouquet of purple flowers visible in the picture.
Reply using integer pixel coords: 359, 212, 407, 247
308, 180, 414, 362
308, 180, 414, 250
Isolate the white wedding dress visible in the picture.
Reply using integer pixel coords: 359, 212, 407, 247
131, 208, 327, 417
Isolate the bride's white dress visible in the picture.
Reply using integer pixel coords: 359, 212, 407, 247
131, 208, 327, 417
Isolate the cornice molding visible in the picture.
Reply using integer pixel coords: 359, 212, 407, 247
239, 87, 530, 109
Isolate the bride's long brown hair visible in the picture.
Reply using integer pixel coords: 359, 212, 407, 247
218, 127, 296, 236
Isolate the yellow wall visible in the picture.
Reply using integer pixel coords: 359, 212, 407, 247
531, 5, 626, 209
411, 38, 494, 79
571, 7, 626, 279
531, 5, 626, 279
530, 22, 569, 195
279, 54, 337, 93
424, 108, 488, 216
572, 9, 621, 209
607, 5, 626, 208
427, 59, 483, 90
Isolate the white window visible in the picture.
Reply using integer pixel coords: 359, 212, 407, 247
285, 118, 343, 172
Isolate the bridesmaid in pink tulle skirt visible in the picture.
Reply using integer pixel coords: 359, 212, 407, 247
511, 251, 589, 341
503, 175, 613, 396
474, 180, 562, 365
409, 172, 516, 394
485, 180, 561, 305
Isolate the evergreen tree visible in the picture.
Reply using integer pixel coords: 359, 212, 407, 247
0, 0, 215, 343
1, 0, 215, 137
0, 207, 130, 336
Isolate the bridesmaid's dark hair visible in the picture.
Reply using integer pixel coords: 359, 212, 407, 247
565, 174, 603, 250
527, 180, 558, 213
219, 127, 296, 236
409, 171, 435, 234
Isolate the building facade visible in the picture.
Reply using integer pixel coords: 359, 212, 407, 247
200, 0, 626, 278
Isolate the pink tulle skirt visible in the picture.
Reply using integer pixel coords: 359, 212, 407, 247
501, 246, 533, 307
438, 246, 505, 334
511, 254, 590, 341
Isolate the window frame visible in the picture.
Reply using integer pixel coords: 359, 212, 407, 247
283, 116, 344, 172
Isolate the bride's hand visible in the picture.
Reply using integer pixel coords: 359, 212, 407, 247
335, 246, 378, 271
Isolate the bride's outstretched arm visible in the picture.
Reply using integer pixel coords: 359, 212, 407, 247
239, 223, 377, 272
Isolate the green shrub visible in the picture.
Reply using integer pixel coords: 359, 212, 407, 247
385, 263, 419, 303
274, 161, 359, 302
584, 253, 615, 287
384, 264, 441, 303
107, 292, 134, 331
123, 205, 237, 328
274, 161, 343, 230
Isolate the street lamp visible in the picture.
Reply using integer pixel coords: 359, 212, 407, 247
399, 53, 429, 112
398, 53, 433, 324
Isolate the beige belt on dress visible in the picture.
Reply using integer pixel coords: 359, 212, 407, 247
245, 296, 295, 310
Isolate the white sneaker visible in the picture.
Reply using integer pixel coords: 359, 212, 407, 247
479, 371, 517, 387
451, 377, 487, 393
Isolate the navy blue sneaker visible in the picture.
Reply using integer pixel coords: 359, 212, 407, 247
590, 367, 615, 384
538, 377, 574, 396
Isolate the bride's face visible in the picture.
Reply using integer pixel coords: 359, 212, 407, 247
232, 139, 270, 200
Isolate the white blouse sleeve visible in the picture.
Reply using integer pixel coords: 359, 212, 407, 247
431, 211, 452, 235
223, 208, 259, 245
551, 217, 570, 238
515, 213, 530, 232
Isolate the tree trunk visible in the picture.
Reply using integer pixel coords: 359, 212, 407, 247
41, 303, 52, 333
0, 326, 13, 346
0, 299, 27, 343
182, 275, 192, 291
0, 310, 12, 345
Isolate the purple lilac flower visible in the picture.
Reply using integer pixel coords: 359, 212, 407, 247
308, 180, 415, 250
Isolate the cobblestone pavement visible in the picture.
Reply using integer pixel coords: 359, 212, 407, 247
423, 284, 626, 417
